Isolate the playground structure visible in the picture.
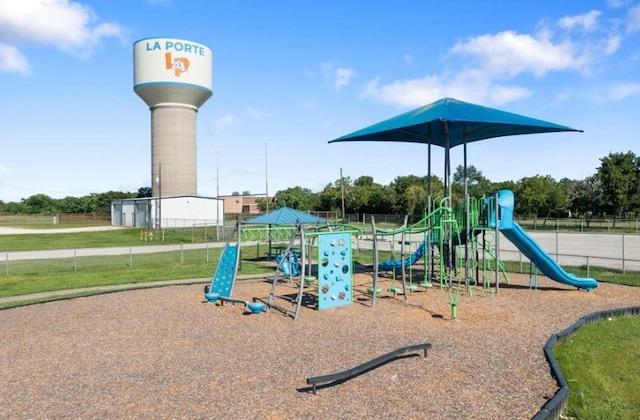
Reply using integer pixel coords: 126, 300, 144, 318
327, 97, 593, 318
205, 191, 598, 320
367, 190, 598, 317
494, 189, 598, 291
369, 195, 507, 317
205, 218, 365, 320
263, 223, 363, 320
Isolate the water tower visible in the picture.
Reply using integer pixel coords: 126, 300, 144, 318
133, 37, 213, 197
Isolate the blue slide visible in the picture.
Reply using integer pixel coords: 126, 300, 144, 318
378, 241, 426, 271
496, 190, 598, 291
276, 252, 301, 276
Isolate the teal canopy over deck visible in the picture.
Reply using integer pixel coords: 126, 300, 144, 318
243, 206, 328, 225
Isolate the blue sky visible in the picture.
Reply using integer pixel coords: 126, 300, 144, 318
1, 0, 639, 203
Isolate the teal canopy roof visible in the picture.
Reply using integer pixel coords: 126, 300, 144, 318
243, 207, 328, 225
328, 97, 581, 148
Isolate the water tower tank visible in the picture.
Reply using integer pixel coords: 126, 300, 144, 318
134, 37, 213, 197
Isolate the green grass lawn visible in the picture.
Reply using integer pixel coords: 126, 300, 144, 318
0, 246, 276, 306
0, 228, 223, 251
553, 315, 640, 419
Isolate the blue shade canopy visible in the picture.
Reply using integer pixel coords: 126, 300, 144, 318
328, 97, 582, 147
243, 207, 328, 225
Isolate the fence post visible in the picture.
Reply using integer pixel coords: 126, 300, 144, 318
519, 251, 523, 273
622, 234, 626, 274
129, 248, 133, 268
5, 252, 8, 275
206, 243, 210, 263
73, 249, 77, 273
586, 255, 590, 278
180, 244, 184, 263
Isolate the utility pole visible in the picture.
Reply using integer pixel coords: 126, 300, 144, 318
216, 152, 219, 198
157, 163, 162, 230
265, 142, 269, 212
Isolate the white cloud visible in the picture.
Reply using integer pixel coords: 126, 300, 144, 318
606, 81, 640, 100
246, 108, 269, 120
603, 34, 622, 54
318, 61, 356, 91
361, 68, 533, 108
360, 12, 633, 109
486, 84, 534, 105
0, 0, 125, 72
627, 4, 640, 33
606, 0, 632, 9
334, 67, 355, 91
212, 115, 236, 132
403, 54, 414, 64
319, 60, 335, 79
554, 90, 572, 103
557, 10, 602, 31
0, 43, 29, 74
451, 30, 586, 78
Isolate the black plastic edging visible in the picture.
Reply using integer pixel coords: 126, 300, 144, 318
306, 343, 431, 395
532, 305, 640, 420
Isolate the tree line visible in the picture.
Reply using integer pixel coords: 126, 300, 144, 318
264, 151, 640, 219
0, 187, 151, 215
0, 152, 638, 219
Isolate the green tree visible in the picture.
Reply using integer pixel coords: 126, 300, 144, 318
22, 194, 57, 214
563, 176, 603, 218
317, 177, 354, 215
57, 196, 86, 213
85, 191, 136, 213
351, 176, 395, 216
596, 151, 640, 218
137, 187, 152, 198
402, 184, 427, 217
3, 201, 25, 214
514, 175, 567, 220
490, 180, 517, 193
273, 186, 318, 211
452, 164, 492, 198
390, 174, 443, 215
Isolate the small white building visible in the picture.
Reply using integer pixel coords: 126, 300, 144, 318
111, 196, 224, 229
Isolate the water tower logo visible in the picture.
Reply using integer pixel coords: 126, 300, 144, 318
165, 52, 189, 77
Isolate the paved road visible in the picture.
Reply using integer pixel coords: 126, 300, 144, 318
3, 242, 230, 261
2, 226, 638, 271
498, 231, 640, 271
